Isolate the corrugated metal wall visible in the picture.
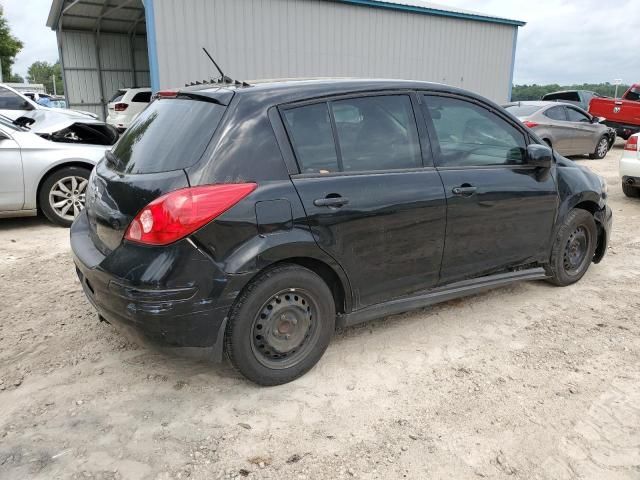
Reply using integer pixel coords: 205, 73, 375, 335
152, 0, 516, 102
60, 31, 150, 118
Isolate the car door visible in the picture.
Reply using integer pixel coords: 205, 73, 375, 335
541, 105, 574, 154
565, 106, 597, 154
0, 127, 24, 210
281, 93, 447, 309
0, 86, 33, 120
421, 93, 559, 285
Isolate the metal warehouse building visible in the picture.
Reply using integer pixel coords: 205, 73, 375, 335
47, 0, 524, 119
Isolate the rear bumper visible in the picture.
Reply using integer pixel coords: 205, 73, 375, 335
620, 155, 640, 179
602, 121, 640, 139
70, 211, 249, 361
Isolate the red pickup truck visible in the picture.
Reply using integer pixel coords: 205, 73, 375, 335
589, 84, 640, 139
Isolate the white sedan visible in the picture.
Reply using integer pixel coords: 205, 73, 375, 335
620, 134, 640, 197
0, 112, 118, 226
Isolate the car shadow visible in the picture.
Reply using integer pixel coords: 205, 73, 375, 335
0, 215, 58, 231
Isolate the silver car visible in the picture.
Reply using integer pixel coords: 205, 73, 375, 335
0, 113, 117, 227
504, 101, 615, 159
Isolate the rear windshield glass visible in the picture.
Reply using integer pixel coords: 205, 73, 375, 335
543, 92, 580, 102
111, 98, 226, 174
109, 90, 127, 103
504, 105, 541, 117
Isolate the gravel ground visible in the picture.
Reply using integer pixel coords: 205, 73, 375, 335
1, 141, 639, 480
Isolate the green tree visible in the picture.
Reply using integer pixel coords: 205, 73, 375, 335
27, 61, 64, 95
511, 83, 630, 101
0, 5, 23, 81
6, 72, 23, 83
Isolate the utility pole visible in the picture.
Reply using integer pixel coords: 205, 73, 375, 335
52, 74, 57, 95
0, 58, 3, 83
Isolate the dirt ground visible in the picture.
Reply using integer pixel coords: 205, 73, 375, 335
1, 142, 639, 480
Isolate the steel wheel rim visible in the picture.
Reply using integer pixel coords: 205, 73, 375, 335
563, 225, 589, 275
597, 138, 608, 157
49, 176, 88, 221
251, 288, 320, 369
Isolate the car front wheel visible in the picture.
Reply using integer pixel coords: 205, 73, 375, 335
39, 166, 91, 227
225, 264, 336, 385
589, 136, 609, 159
622, 183, 640, 198
547, 209, 597, 286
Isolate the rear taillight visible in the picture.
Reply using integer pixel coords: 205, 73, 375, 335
624, 136, 638, 152
523, 120, 539, 129
156, 90, 178, 98
124, 183, 257, 246
114, 103, 128, 112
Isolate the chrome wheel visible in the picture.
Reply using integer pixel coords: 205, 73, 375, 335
48, 175, 88, 222
596, 138, 608, 158
251, 288, 319, 369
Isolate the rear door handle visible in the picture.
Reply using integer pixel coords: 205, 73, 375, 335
313, 196, 349, 207
452, 186, 477, 197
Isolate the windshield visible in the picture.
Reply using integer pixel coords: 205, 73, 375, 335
109, 90, 127, 103
111, 98, 227, 174
504, 105, 542, 117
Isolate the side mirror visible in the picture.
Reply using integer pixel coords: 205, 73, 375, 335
527, 144, 553, 168
22, 101, 35, 111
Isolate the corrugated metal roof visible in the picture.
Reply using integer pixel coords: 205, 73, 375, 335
331, 0, 525, 26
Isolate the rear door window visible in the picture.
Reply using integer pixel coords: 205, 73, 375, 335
424, 95, 526, 167
544, 106, 567, 121
283, 94, 422, 173
544, 92, 580, 102
111, 98, 227, 174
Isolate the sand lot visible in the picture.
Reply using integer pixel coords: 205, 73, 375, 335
1, 142, 639, 480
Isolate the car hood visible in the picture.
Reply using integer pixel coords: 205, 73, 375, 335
14, 110, 119, 146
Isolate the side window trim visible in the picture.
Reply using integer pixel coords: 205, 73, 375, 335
419, 91, 530, 169
326, 101, 345, 172
279, 90, 431, 177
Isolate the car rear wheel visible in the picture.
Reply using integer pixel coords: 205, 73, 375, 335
589, 136, 609, 159
225, 264, 335, 385
547, 209, 597, 286
622, 183, 640, 198
39, 166, 91, 227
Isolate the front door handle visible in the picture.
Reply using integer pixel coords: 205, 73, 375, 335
452, 185, 477, 197
314, 196, 349, 207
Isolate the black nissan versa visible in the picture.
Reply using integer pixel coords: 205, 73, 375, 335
71, 79, 612, 385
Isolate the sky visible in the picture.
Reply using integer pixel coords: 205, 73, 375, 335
2, 0, 639, 85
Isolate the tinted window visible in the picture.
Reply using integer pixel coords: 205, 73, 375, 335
112, 98, 226, 174
504, 104, 543, 117
566, 107, 590, 123
0, 88, 28, 110
544, 106, 567, 121
543, 92, 580, 102
626, 87, 640, 101
331, 95, 421, 171
132, 91, 152, 103
425, 95, 526, 167
283, 103, 339, 173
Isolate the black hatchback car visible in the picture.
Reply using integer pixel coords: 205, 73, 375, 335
71, 79, 612, 385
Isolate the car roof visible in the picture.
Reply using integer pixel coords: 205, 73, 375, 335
178, 77, 485, 107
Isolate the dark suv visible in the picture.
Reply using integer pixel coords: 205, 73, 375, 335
71, 79, 612, 385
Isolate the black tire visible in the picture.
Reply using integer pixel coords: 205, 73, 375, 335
622, 183, 640, 198
547, 209, 597, 286
225, 264, 335, 385
589, 135, 609, 159
39, 165, 91, 227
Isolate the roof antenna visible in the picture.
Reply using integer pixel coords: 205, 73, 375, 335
202, 47, 230, 82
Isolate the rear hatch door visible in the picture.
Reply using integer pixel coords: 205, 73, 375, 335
86, 90, 233, 254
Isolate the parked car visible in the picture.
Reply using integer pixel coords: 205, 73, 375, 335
71, 79, 611, 385
0, 83, 98, 120
541, 90, 602, 111
620, 133, 640, 197
106, 87, 152, 131
504, 101, 615, 159
589, 84, 640, 139
0, 112, 118, 226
